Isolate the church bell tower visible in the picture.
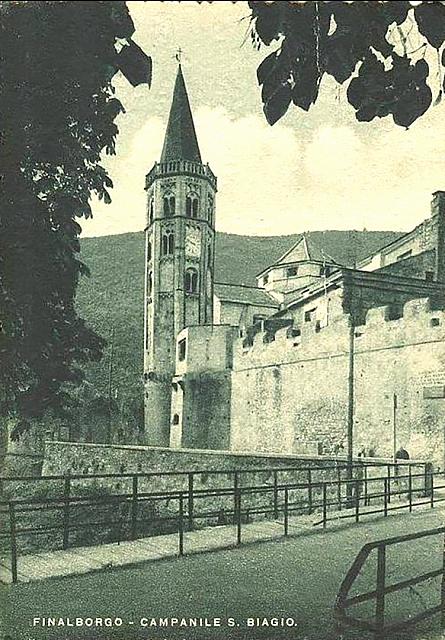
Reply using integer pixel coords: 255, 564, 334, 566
143, 64, 217, 446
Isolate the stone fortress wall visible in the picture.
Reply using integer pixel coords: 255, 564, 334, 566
228, 296, 445, 467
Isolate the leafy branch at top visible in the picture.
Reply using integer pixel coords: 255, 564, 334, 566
249, 1, 445, 128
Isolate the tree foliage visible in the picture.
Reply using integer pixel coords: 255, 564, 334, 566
249, 1, 445, 127
0, 1, 151, 439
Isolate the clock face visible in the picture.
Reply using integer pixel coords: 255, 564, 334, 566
185, 228, 201, 257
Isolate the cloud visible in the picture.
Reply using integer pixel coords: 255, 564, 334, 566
81, 117, 164, 238
82, 107, 304, 237
82, 102, 445, 238
196, 107, 303, 235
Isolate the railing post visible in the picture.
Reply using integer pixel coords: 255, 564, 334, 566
273, 470, 279, 519
233, 472, 239, 524
307, 469, 313, 515
387, 465, 391, 504
337, 467, 342, 511
375, 545, 386, 639
384, 478, 388, 517
408, 467, 413, 513
364, 466, 369, 507
424, 462, 429, 497
188, 472, 194, 531
63, 471, 71, 550
355, 479, 360, 523
423, 462, 434, 498
178, 493, 184, 556
131, 475, 138, 540
236, 487, 242, 546
431, 473, 435, 509
441, 531, 445, 629
284, 488, 289, 537
9, 502, 18, 584
322, 483, 327, 529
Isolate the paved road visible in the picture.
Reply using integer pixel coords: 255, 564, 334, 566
1, 506, 445, 640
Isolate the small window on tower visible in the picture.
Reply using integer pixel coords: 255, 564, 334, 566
147, 240, 152, 262
172, 414, 180, 425
163, 194, 175, 217
185, 268, 198, 293
178, 339, 186, 361
149, 197, 154, 224
263, 274, 269, 285
162, 232, 174, 256
186, 194, 199, 218
207, 245, 211, 264
425, 271, 434, 282
287, 266, 298, 277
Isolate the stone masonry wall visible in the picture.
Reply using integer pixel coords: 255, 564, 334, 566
230, 297, 445, 467
354, 298, 445, 465
231, 314, 351, 455
40, 442, 372, 534
43, 441, 354, 480
21, 442, 424, 555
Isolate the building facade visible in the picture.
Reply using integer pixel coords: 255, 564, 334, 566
144, 66, 445, 467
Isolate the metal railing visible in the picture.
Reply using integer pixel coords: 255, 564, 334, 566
335, 526, 445, 639
0, 463, 439, 583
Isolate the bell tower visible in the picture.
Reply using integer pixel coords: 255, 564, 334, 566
143, 64, 217, 446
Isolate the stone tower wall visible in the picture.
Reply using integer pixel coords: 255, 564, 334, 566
143, 167, 216, 446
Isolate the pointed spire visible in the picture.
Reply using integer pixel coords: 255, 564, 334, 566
160, 65, 202, 164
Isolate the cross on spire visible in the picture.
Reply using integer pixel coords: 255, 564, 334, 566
175, 47, 183, 64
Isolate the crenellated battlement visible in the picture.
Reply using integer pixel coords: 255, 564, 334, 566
232, 296, 445, 372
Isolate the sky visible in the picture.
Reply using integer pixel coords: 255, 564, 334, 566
81, 1, 445, 238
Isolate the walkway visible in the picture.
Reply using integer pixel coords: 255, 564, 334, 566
1, 501, 443, 584
3, 507, 445, 640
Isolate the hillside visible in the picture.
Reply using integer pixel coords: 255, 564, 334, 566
76, 229, 403, 405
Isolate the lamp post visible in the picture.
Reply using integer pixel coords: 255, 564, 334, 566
346, 320, 355, 503
393, 393, 398, 463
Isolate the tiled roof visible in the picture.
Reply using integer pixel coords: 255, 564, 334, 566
277, 233, 338, 266
214, 282, 278, 307
160, 65, 202, 163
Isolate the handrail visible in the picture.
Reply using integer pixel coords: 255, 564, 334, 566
2, 465, 441, 583
335, 526, 445, 638
0, 470, 431, 507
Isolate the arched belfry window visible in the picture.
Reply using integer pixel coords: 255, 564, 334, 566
207, 244, 212, 265
147, 240, 152, 262
207, 194, 213, 223
163, 194, 175, 217
162, 231, 174, 256
186, 194, 199, 218
185, 268, 199, 294
149, 197, 154, 224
